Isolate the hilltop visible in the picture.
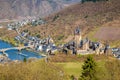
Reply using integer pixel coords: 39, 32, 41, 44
0, 0, 81, 20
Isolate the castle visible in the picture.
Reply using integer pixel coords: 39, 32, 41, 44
74, 27, 89, 51
63, 27, 111, 55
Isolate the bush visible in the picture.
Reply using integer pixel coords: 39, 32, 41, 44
36, 34, 41, 38
70, 75, 75, 80
57, 35, 64, 40
23, 57, 27, 62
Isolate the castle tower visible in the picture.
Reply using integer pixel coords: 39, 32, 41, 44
74, 27, 82, 48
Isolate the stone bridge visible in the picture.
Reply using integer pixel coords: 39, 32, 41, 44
0, 45, 34, 53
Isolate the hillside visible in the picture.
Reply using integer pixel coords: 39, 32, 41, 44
22, 0, 120, 43
1, 0, 120, 47
0, 0, 81, 20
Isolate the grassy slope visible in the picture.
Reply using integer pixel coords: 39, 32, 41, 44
0, 54, 118, 80
50, 53, 113, 79
55, 55, 119, 79
0, 59, 67, 80
56, 57, 109, 79
57, 62, 83, 78
87, 19, 120, 47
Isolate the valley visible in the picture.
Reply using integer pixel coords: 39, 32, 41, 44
0, 0, 120, 80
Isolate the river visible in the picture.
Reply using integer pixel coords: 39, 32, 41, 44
0, 40, 43, 60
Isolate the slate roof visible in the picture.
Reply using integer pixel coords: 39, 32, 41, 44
112, 48, 120, 55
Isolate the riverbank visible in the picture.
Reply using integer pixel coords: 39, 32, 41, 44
26, 48, 47, 57
1, 37, 46, 57
0, 37, 18, 47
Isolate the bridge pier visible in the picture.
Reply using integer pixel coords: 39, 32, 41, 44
2, 51, 5, 54
2, 51, 8, 57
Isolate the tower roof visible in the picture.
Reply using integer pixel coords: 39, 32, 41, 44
74, 27, 81, 35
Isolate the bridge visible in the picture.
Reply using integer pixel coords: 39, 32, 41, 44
0, 45, 34, 53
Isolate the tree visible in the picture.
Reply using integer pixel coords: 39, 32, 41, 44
23, 57, 27, 62
79, 55, 97, 80
70, 75, 76, 80
36, 34, 41, 38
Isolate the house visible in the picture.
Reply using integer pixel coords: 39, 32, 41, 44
15, 36, 21, 41
46, 36, 54, 45
21, 32, 28, 37
41, 39, 47, 44
80, 38, 89, 51
95, 42, 104, 55
7, 24, 13, 30
112, 48, 120, 58
8, 27, 12, 30
113, 50, 120, 58
63, 41, 75, 50
37, 19, 46, 25
37, 45, 43, 51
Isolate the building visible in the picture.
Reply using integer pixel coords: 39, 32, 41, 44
74, 27, 82, 48
112, 48, 120, 58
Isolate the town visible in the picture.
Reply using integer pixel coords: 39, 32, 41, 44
0, 18, 120, 63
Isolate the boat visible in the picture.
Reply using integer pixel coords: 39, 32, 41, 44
18, 52, 28, 57
20, 53, 28, 57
